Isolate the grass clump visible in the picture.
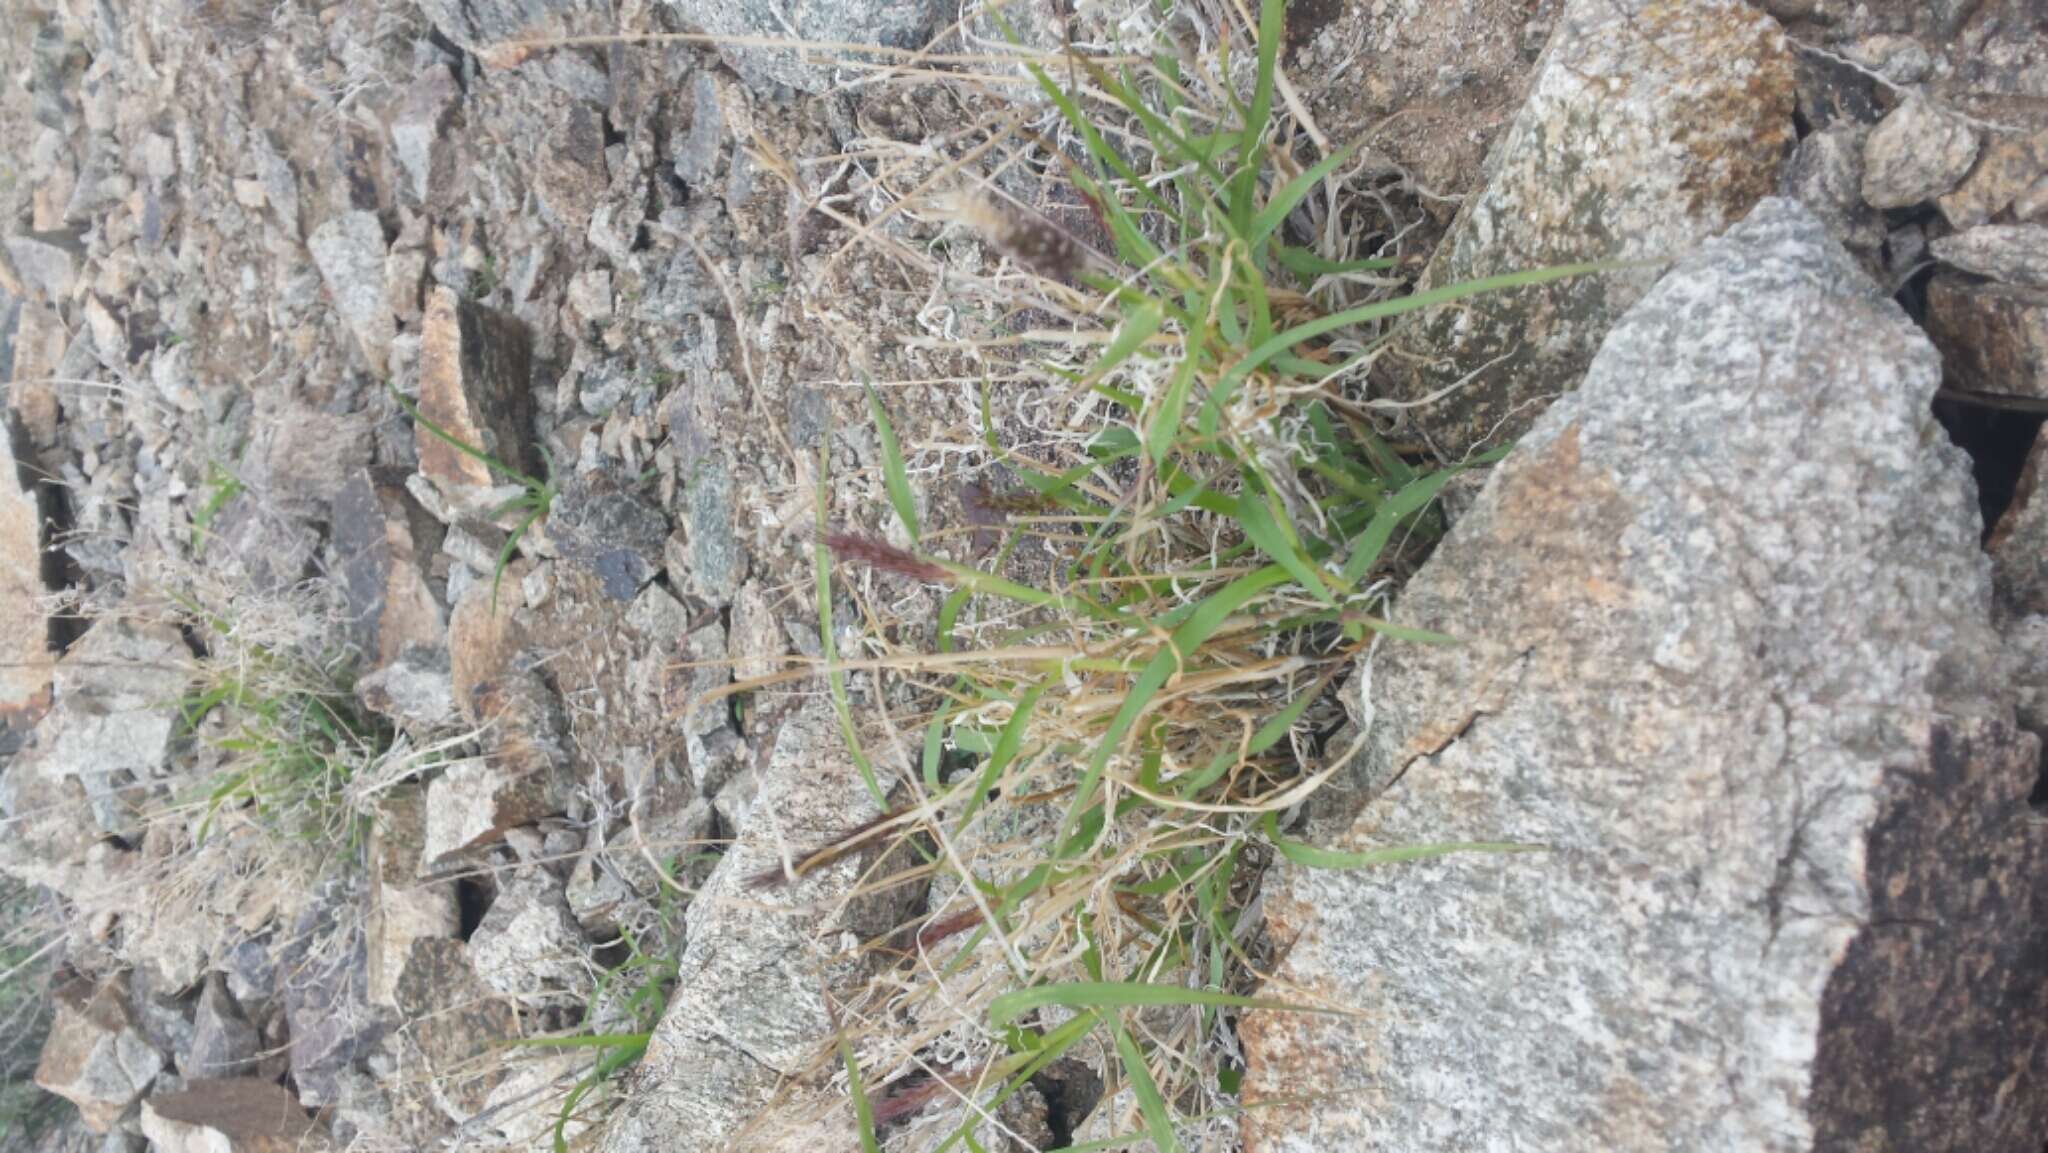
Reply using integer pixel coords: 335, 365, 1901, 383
777, 2, 1577, 1145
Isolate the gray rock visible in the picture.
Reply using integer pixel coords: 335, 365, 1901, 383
1369, 0, 1796, 456
0, 399, 52, 727
34, 975, 164, 1133
140, 1078, 331, 1153
671, 71, 726, 189
1924, 274, 2048, 399
355, 647, 460, 733
1777, 123, 1884, 267
1930, 223, 2048, 288
669, 0, 950, 94
466, 870, 591, 1008
1242, 200, 2048, 1151
548, 472, 669, 600
1861, 97, 1981, 209
423, 672, 571, 863
596, 697, 916, 1153
309, 213, 398, 376
278, 886, 379, 1108
2013, 615, 2048, 732
415, 0, 591, 48
184, 979, 259, 1078
333, 471, 446, 670
677, 456, 743, 601
390, 66, 459, 206
391, 938, 520, 1123
1938, 129, 2048, 229
4, 231, 84, 301
1989, 424, 2048, 616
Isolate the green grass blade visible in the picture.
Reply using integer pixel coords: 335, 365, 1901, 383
816, 443, 889, 809
1274, 246, 1397, 277
988, 980, 1329, 1026
1145, 348, 1204, 467
864, 380, 920, 544
1261, 812, 1544, 869
1111, 1017, 1182, 1153
839, 1031, 882, 1153
1199, 262, 1612, 436
1227, 0, 1286, 235
1228, 483, 1334, 606
1250, 143, 1356, 249
1086, 300, 1166, 387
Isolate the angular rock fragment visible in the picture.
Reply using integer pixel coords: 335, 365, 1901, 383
466, 869, 591, 1008
1862, 96, 1981, 208
185, 978, 260, 1078
1243, 200, 2048, 1151
1925, 274, 2048, 398
334, 470, 446, 671
1990, 424, 2048, 617
668, 0, 951, 93
596, 697, 919, 1153
1370, 0, 1796, 455
1938, 129, 2048, 229
140, 1078, 330, 1153
0, 401, 53, 727
367, 786, 459, 1009
547, 471, 668, 600
423, 672, 570, 863
390, 65, 459, 207
1930, 223, 2048, 288
309, 212, 397, 375
392, 938, 522, 1123
411, 286, 536, 524
35, 974, 164, 1132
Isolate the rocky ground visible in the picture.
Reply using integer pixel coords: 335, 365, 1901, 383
1, 0, 2046, 1150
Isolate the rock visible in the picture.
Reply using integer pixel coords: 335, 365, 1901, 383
2014, 615, 2048, 732
423, 672, 570, 863
1778, 123, 1884, 267
1924, 274, 2048, 398
1241, 200, 2048, 1150
366, 786, 459, 1010
1368, 0, 1796, 456
1930, 223, 2048, 287
1989, 424, 2048, 616
1288, 0, 1562, 204
596, 697, 919, 1153
547, 472, 668, 600
416, 0, 589, 48
412, 287, 537, 523
565, 797, 714, 936
1862, 97, 1981, 209
277, 888, 378, 1108
534, 103, 608, 237
5, 230, 84, 300
390, 65, 459, 207
669, 0, 951, 93
9, 300, 66, 447
466, 869, 591, 1007
202, 493, 320, 595
447, 572, 526, 716
355, 647, 459, 733
333, 471, 446, 670
0, 396, 53, 728
1938, 130, 2048, 229
184, 979, 259, 1078
309, 212, 398, 375
677, 455, 743, 600
140, 1079, 330, 1153
34, 975, 164, 1132
391, 938, 521, 1123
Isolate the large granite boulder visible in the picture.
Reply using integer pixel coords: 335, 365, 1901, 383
1242, 199, 2048, 1150
1371, 0, 1796, 456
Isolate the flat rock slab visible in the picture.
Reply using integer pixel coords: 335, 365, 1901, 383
1242, 199, 2048, 1151
596, 695, 907, 1153
1370, 0, 1795, 457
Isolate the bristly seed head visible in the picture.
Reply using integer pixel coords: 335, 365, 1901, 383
934, 193, 1092, 284
825, 532, 952, 584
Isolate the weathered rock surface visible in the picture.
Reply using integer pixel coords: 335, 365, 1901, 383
1925, 274, 2048, 398
366, 786, 459, 1010
1939, 129, 2048, 228
185, 978, 261, 1078
1930, 223, 2048, 288
1862, 96, 1982, 208
467, 869, 592, 1007
1370, 0, 1796, 456
1990, 424, 2048, 617
670, 0, 951, 94
596, 696, 915, 1153
34, 975, 164, 1133
391, 937, 522, 1124
333, 470, 446, 671
140, 1078, 330, 1153
1243, 199, 2048, 1151
1289, 0, 1562, 206
0, 404, 54, 727
309, 212, 397, 376
410, 286, 537, 524
547, 471, 668, 600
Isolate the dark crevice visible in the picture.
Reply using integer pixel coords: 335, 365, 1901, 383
1031, 1057, 1104, 1149
2029, 740, 2048, 811
454, 877, 492, 940
8, 412, 85, 653
1931, 396, 2045, 540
